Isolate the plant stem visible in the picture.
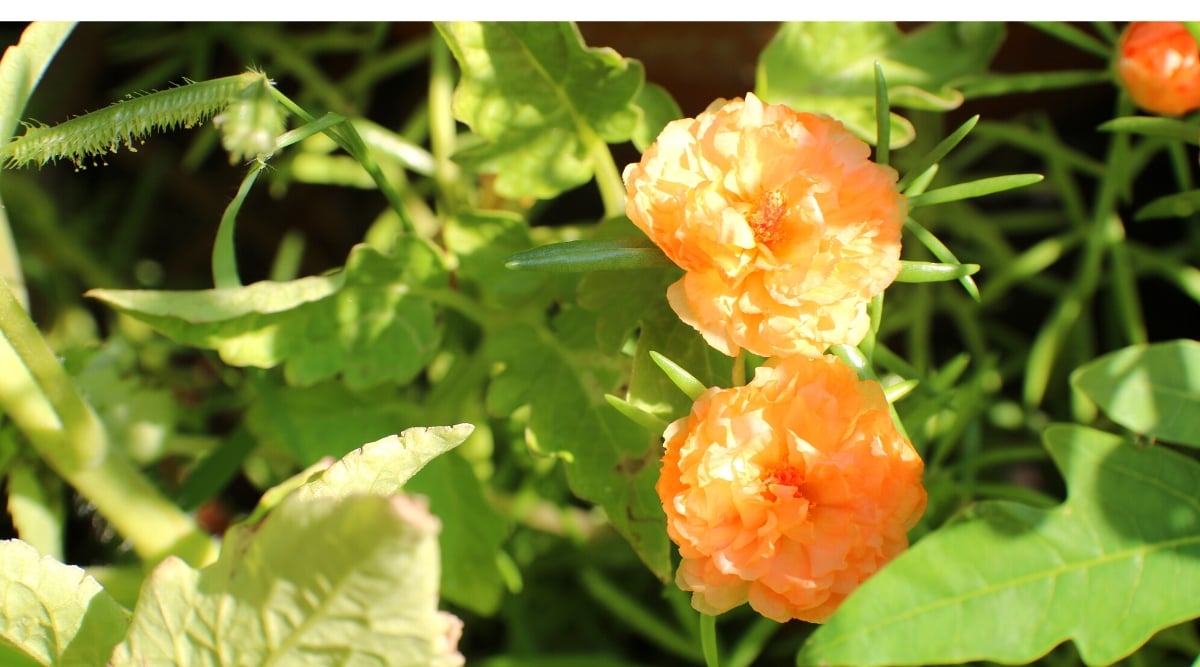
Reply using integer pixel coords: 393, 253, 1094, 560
700, 612, 720, 667
590, 135, 627, 219
0, 278, 216, 566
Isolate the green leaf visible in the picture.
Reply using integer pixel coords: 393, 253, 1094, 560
756, 22, 1003, 147
406, 452, 509, 616
956, 69, 1110, 99
87, 240, 446, 389
907, 173, 1044, 208
632, 82, 682, 151
894, 260, 980, 283
798, 424, 1200, 666
0, 22, 75, 144
507, 238, 674, 273
896, 114, 978, 191
5, 462, 64, 560
1070, 339, 1200, 447
437, 21, 643, 199
1136, 189, 1200, 221
246, 381, 425, 464
485, 323, 671, 581
0, 538, 129, 667
444, 210, 548, 307
1099, 116, 1200, 145
110, 493, 464, 667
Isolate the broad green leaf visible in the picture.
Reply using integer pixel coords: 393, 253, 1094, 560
485, 322, 671, 581
246, 381, 426, 464
798, 424, 1200, 667
437, 21, 643, 199
110, 494, 464, 667
444, 210, 548, 308
632, 82, 682, 151
295, 423, 474, 501
0, 539, 129, 667
627, 313, 731, 425
756, 22, 1003, 147
578, 266, 677, 353
1070, 339, 1200, 447
1136, 189, 1200, 221
88, 240, 447, 389
407, 452, 509, 616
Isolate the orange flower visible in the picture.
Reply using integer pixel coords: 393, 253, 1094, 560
1117, 22, 1200, 116
656, 355, 926, 623
623, 93, 905, 358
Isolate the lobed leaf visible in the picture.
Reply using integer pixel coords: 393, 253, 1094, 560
485, 323, 672, 581
437, 21, 643, 200
1070, 339, 1200, 447
87, 240, 447, 389
798, 424, 1200, 666
0, 539, 129, 667
110, 493, 463, 667
756, 22, 1003, 147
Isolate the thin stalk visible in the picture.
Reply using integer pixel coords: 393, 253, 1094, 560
428, 28, 461, 216
0, 278, 215, 566
589, 133, 626, 219
700, 613, 720, 667
581, 569, 703, 663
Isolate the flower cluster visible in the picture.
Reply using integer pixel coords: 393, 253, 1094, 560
623, 92, 905, 358
657, 355, 926, 623
625, 93, 926, 623
1117, 22, 1200, 116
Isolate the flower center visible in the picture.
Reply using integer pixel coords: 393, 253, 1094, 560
762, 463, 803, 501
746, 190, 790, 247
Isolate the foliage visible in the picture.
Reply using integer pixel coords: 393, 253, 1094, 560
0, 20, 1197, 667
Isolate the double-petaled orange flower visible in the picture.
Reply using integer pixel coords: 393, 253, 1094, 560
1117, 22, 1200, 116
623, 92, 905, 359
656, 355, 926, 623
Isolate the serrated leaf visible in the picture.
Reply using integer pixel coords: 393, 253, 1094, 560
485, 323, 671, 581
756, 22, 1003, 147
87, 240, 446, 389
110, 493, 463, 667
437, 21, 643, 199
0, 539, 129, 667
798, 424, 1200, 667
1070, 339, 1200, 447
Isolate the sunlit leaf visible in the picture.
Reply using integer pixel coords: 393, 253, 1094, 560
632, 82, 682, 151
485, 322, 671, 581
437, 21, 643, 199
444, 210, 548, 308
1071, 339, 1200, 447
798, 424, 1200, 666
0, 539, 129, 667
87, 240, 446, 389
756, 22, 1003, 147
110, 493, 463, 667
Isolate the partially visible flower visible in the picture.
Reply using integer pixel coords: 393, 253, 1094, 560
1117, 22, 1200, 116
623, 93, 905, 358
656, 354, 926, 623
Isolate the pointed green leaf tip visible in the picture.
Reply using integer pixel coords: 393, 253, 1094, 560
1071, 339, 1200, 447
110, 493, 464, 667
798, 424, 1200, 666
437, 21, 644, 200
87, 240, 447, 389
0, 539, 129, 666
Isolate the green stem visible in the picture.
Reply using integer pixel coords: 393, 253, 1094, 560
590, 133, 626, 219
0, 278, 215, 566
700, 612, 720, 667
429, 28, 461, 216
580, 569, 703, 662
212, 162, 264, 288
731, 349, 745, 386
